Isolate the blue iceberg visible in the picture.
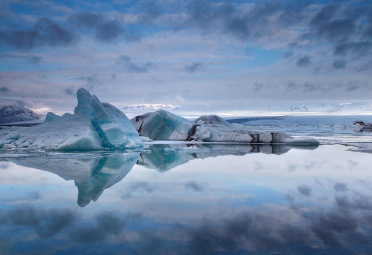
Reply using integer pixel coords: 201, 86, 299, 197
0, 88, 143, 151
131, 110, 319, 145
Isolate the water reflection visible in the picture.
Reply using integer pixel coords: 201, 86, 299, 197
5, 144, 372, 254
3, 144, 318, 206
139, 143, 319, 172
7, 152, 140, 207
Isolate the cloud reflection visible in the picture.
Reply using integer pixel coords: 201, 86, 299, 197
3, 144, 318, 207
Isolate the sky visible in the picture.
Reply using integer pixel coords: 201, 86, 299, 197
0, 0, 372, 117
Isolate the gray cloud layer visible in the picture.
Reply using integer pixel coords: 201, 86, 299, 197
2, 18, 77, 50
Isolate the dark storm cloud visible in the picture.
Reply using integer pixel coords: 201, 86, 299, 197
0, 87, 9, 92
2, 18, 77, 50
297, 185, 312, 197
296, 56, 311, 67
69, 12, 124, 43
332, 60, 346, 69
118, 55, 153, 73
184, 62, 203, 73
184, 181, 204, 192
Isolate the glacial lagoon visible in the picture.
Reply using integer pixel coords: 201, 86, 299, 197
1, 140, 372, 254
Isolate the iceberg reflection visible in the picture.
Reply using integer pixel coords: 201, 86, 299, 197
138, 143, 319, 172
4, 143, 318, 206
7, 152, 140, 207
1, 144, 372, 254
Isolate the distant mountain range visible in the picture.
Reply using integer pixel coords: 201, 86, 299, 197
290, 106, 310, 112
287, 103, 372, 114
0, 105, 39, 124
123, 104, 181, 111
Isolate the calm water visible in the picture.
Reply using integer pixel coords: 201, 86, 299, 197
1, 115, 372, 254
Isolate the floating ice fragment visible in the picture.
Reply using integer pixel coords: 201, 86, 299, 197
131, 110, 319, 145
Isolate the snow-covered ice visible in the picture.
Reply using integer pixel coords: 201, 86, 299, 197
0, 88, 143, 151
131, 110, 319, 145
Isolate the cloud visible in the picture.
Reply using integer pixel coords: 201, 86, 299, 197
139, 1, 162, 23
184, 62, 203, 73
308, 5, 355, 42
118, 55, 153, 73
359, 60, 372, 71
334, 183, 348, 192
332, 60, 346, 69
5, 207, 78, 239
297, 185, 312, 197
1, 207, 128, 243
0, 87, 9, 92
69, 212, 125, 243
3, 18, 77, 50
335, 195, 372, 210
307, 210, 358, 246
334, 41, 372, 56
75, 75, 102, 90
129, 182, 155, 192
121, 181, 156, 199
27, 55, 41, 65
296, 56, 311, 67
184, 181, 204, 192
64, 87, 74, 96
68, 12, 124, 43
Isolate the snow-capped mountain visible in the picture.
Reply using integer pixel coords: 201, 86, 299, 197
267, 102, 372, 114
290, 106, 310, 112
123, 104, 181, 111
0, 105, 39, 124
